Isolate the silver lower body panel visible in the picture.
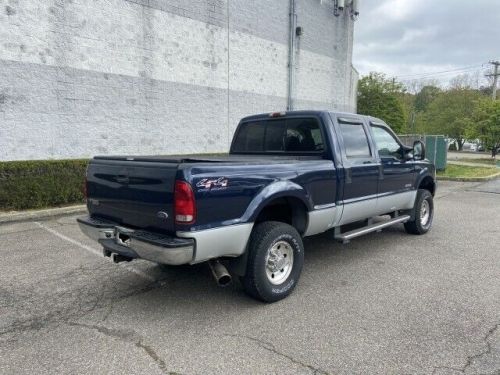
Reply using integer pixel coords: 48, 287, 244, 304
177, 223, 254, 263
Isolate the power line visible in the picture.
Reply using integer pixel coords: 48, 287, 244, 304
394, 64, 486, 79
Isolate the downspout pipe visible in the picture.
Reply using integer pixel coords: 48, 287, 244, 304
287, 0, 297, 111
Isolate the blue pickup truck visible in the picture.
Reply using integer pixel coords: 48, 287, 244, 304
78, 110, 436, 302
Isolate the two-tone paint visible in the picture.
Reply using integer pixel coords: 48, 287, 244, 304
83, 110, 436, 265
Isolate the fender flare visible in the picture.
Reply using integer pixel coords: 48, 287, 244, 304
240, 180, 313, 223
414, 168, 436, 195
227, 180, 312, 277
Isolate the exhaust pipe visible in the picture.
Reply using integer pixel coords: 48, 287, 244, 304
208, 260, 232, 287
111, 253, 133, 263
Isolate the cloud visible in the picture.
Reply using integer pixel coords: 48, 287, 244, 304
371, 0, 428, 22
353, 0, 500, 85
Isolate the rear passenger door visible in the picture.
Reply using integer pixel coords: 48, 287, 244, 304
333, 115, 380, 225
369, 122, 415, 212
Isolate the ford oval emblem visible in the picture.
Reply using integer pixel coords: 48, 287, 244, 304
157, 211, 169, 220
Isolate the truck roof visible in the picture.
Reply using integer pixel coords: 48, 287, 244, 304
240, 110, 382, 124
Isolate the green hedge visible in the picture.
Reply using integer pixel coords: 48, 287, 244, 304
0, 159, 89, 211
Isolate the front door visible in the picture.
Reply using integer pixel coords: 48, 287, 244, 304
334, 116, 380, 225
369, 122, 415, 213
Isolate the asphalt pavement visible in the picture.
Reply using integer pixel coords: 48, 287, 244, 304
0, 180, 499, 375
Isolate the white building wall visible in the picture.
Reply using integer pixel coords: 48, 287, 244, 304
0, 0, 357, 160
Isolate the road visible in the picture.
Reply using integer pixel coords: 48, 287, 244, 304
1, 181, 499, 375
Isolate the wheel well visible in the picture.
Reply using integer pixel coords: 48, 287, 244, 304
254, 197, 308, 235
419, 176, 436, 196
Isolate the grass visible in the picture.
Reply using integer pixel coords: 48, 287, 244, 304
437, 164, 498, 179
455, 158, 497, 166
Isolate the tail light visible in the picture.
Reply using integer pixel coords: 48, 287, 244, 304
174, 180, 196, 224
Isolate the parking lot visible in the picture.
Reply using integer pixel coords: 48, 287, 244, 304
0, 180, 499, 375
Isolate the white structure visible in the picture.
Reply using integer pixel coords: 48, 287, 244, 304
0, 0, 358, 160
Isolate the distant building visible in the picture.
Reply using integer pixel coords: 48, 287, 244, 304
0, 0, 358, 160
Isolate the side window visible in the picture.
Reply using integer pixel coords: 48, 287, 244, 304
371, 125, 403, 160
338, 121, 371, 158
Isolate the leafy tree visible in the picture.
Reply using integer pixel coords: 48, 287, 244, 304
422, 89, 483, 150
467, 99, 500, 157
449, 72, 482, 90
357, 73, 406, 133
414, 85, 441, 112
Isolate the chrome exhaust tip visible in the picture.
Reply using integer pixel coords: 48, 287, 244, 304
208, 260, 232, 287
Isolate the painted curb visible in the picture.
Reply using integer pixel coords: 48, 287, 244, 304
0, 205, 87, 224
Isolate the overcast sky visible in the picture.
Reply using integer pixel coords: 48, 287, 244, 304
353, 0, 500, 85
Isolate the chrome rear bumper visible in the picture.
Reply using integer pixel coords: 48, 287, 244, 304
77, 216, 194, 265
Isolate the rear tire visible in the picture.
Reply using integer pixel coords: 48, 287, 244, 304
404, 189, 434, 235
241, 221, 304, 303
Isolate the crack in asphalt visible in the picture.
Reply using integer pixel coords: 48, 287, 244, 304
0, 278, 165, 341
66, 321, 181, 375
461, 323, 500, 374
432, 322, 500, 375
224, 333, 330, 375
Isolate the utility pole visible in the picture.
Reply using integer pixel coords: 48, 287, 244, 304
486, 61, 500, 100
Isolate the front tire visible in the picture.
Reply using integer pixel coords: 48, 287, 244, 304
241, 221, 304, 303
404, 189, 434, 235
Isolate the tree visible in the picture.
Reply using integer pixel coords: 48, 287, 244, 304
357, 73, 406, 133
404, 78, 440, 95
449, 71, 482, 90
422, 89, 483, 150
414, 85, 441, 112
467, 99, 500, 158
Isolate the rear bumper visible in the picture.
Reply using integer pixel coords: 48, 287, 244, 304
77, 216, 194, 265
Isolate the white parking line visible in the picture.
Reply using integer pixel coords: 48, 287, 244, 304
34, 222, 156, 282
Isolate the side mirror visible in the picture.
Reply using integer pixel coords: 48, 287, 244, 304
413, 140, 426, 161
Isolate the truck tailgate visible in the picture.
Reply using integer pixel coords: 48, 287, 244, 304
86, 159, 178, 234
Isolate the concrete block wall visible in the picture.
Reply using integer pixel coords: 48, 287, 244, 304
0, 0, 357, 160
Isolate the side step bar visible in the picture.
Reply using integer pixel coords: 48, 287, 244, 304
335, 215, 410, 244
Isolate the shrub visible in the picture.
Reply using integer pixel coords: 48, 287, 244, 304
0, 159, 89, 211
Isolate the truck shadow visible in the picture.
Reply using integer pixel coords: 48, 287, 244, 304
120, 224, 414, 310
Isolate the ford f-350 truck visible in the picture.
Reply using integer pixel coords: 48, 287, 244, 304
78, 111, 436, 302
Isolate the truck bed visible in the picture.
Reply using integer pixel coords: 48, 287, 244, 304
86, 154, 334, 235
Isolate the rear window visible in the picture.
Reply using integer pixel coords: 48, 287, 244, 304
232, 118, 324, 153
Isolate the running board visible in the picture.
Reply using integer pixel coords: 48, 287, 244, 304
335, 215, 410, 244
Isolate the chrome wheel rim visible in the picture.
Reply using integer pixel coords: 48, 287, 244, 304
421, 199, 431, 226
265, 241, 294, 285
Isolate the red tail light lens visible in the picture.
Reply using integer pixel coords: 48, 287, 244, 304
174, 181, 196, 224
